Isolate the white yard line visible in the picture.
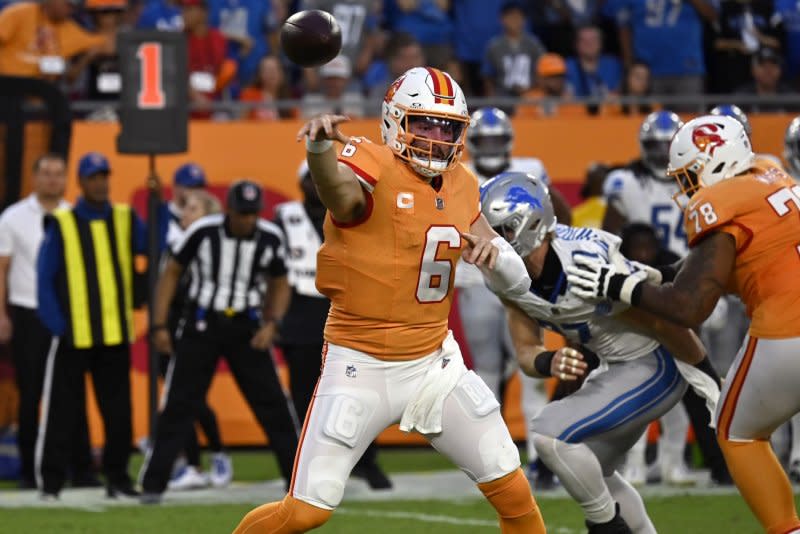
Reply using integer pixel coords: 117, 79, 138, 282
337, 508, 496, 528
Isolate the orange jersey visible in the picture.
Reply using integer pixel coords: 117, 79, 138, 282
316, 137, 481, 360
685, 160, 800, 338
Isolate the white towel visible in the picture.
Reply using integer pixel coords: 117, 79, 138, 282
399, 332, 467, 435
675, 360, 721, 427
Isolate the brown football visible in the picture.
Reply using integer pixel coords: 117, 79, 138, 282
280, 10, 343, 68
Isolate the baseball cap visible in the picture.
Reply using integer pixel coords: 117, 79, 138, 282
320, 55, 352, 79
173, 163, 207, 188
500, 0, 525, 14
537, 53, 567, 77
227, 180, 263, 214
754, 46, 781, 65
78, 152, 110, 179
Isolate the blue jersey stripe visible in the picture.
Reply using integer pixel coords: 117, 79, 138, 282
557, 348, 681, 443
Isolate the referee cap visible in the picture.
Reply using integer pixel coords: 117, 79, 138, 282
78, 152, 110, 179
227, 180, 263, 214
174, 163, 207, 188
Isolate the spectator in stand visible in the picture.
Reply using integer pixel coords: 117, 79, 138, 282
73, 0, 127, 116
519, 52, 588, 118
452, 0, 504, 96
773, 0, 800, 83
182, 0, 237, 118
529, 0, 605, 57
566, 25, 622, 101
482, 0, 546, 98
604, 0, 717, 97
571, 162, 610, 229
301, 55, 365, 118
209, 0, 283, 90
384, 0, 453, 69
239, 56, 296, 120
604, 60, 656, 116
136, 0, 182, 31
0, 0, 111, 79
710, 0, 781, 94
365, 32, 425, 113
735, 46, 796, 112
301, 0, 381, 91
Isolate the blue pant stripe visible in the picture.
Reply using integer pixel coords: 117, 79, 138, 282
557, 349, 681, 443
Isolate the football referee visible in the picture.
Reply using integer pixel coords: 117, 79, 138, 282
140, 180, 298, 503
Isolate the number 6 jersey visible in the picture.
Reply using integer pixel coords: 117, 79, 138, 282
684, 159, 800, 338
316, 137, 481, 360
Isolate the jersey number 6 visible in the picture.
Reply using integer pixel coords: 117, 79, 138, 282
416, 226, 461, 303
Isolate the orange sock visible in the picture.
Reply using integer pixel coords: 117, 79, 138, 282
478, 468, 546, 534
718, 436, 800, 534
233, 495, 333, 534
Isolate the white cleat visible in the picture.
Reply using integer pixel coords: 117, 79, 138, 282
661, 463, 701, 486
209, 452, 234, 488
621, 462, 647, 487
168, 465, 210, 491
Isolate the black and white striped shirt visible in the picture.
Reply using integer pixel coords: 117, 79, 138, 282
171, 214, 287, 313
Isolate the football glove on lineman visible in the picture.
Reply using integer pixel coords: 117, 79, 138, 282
566, 255, 648, 304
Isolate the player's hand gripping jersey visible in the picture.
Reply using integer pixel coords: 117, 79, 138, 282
685, 159, 800, 338
316, 137, 481, 359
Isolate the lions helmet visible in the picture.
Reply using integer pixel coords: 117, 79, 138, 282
639, 111, 684, 180
710, 104, 752, 136
381, 67, 470, 178
668, 115, 754, 205
480, 172, 556, 257
785, 116, 800, 178
466, 107, 513, 177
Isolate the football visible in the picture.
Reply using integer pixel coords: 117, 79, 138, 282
280, 9, 343, 68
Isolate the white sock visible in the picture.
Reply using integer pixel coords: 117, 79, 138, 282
606, 471, 657, 534
660, 404, 690, 469
533, 434, 616, 524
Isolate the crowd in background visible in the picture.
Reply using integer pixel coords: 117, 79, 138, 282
1, 0, 800, 120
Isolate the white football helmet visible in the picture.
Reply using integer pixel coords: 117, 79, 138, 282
667, 115, 754, 205
381, 67, 470, 178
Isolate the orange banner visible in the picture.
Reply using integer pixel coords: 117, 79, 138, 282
64, 114, 793, 447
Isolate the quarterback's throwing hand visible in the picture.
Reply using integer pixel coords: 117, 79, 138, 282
461, 233, 498, 269
296, 114, 352, 145
552, 347, 588, 381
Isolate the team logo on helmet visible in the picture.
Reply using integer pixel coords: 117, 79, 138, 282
243, 184, 258, 200
692, 124, 725, 155
503, 186, 543, 212
384, 75, 406, 104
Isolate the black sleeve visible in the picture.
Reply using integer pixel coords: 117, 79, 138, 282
267, 236, 289, 278
172, 226, 205, 267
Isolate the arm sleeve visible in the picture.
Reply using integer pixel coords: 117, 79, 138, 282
37, 219, 67, 336
172, 225, 204, 266
336, 137, 384, 192
0, 213, 13, 256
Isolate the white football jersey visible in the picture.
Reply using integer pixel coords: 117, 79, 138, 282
603, 166, 689, 257
456, 157, 551, 287
505, 225, 658, 363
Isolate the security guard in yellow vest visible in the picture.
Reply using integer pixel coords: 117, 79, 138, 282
35, 152, 146, 499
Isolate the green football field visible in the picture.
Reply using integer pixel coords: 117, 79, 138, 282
0, 449, 783, 533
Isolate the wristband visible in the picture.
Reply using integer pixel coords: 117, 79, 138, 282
533, 351, 555, 377
306, 138, 333, 154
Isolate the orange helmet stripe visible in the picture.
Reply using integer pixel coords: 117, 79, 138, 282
426, 67, 454, 106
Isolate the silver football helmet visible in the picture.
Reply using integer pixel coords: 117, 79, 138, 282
785, 116, 800, 178
639, 110, 684, 180
466, 107, 513, 177
710, 104, 752, 136
480, 172, 556, 257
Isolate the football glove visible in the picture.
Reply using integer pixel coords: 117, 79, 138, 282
566, 255, 646, 304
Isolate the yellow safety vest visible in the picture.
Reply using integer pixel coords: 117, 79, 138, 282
53, 205, 134, 349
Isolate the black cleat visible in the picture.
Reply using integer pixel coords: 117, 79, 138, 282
351, 463, 392, 490
586, 504, 633, 534
107, 482, 141, 498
